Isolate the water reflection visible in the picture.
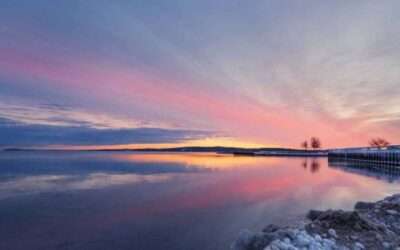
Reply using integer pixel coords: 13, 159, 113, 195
0, 173, 172, 200
111, 152, 279, 169
0, 152, 399, 250
328, 158, 400, 183
0, 151, 211, 179
301, 158, 321, 173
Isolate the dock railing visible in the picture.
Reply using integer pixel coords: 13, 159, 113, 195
328, 145, 400, 166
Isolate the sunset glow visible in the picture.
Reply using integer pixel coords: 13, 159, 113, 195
1, 1, 399, 148
2, 3, 400, 249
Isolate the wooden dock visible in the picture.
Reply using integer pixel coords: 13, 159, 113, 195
328, 145, 400, 166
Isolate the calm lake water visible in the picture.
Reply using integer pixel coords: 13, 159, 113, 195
0, 151, 399, 250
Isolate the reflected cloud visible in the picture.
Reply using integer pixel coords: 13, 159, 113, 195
0, 150, 399, 250
112, 152, 280, 169
1, 152, 399, 215
106, 157, 400, 219
0, 173, 172, 200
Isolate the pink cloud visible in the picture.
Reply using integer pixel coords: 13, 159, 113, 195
1, 48, 395, 147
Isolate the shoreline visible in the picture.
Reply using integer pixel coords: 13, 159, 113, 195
233, 151, 328, 157
232, 194, 400, 250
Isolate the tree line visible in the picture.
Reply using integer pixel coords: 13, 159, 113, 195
300, 137, 391, 150
301, 137, 321, 150
369, 138, 390, 148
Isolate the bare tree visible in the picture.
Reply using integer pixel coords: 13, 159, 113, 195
369, 138, 390, 148
310, 137, 321, 150
301, 141, 308, 150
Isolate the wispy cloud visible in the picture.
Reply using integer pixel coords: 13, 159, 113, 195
0, 102, 213, 146
0, 117, 212, 146
0, 101, 172, 129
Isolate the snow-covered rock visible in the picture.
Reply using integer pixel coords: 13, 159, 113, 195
233, 193, 400, 250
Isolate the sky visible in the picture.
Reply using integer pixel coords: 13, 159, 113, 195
1, 0, 400, 149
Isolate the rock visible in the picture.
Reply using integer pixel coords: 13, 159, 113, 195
328, 228, 337, 238
231, 230, 256, 250
386, 209, 398, 215
382, 242, 390, 249
322, 238, 335, 249
350, 235, 358, 240
307, 210, 323, 221
385, 194, 400, 204
308, 210, 381, 233
309, 242, 322, 250
355, 201, 375, 210
353, 223, 362, 231
294, 233, 310, 247
269, 239, 294, 250
234, 193, 400, 250
263, 224, 280, 233
375, 233, 383, 241
231, 230, 275, 250
354, 242, 364, 250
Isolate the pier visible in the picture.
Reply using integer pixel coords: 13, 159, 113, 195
328, 145, 400, 167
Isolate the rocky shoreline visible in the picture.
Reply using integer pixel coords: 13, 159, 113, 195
232, 194, 400, 250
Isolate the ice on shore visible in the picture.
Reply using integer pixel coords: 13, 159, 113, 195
232, 194, 400, 250
232, 228, 341, 250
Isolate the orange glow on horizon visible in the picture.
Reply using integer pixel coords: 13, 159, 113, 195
48, 137, 278, 151
111, 152, 280, 169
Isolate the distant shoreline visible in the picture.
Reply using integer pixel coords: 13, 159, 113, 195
1, 146, 329, 156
